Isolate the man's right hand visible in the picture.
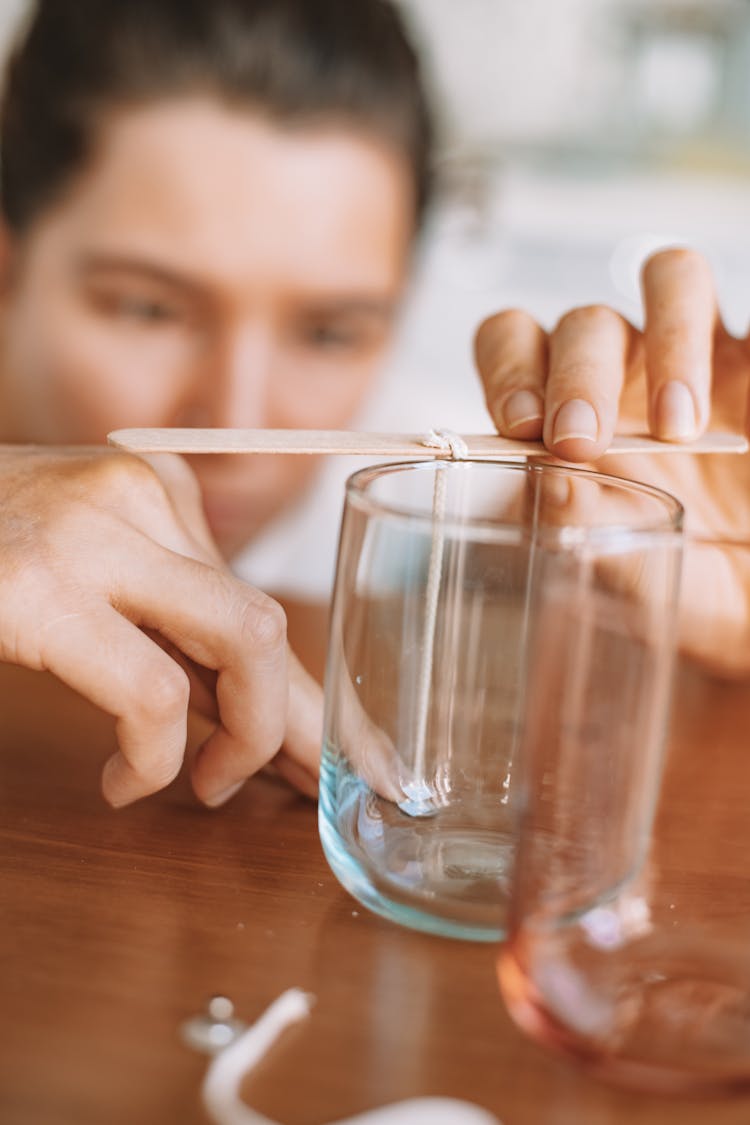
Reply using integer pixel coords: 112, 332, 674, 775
0, 446, 322, 807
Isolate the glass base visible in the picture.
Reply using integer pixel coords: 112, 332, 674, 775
499, 929, 750, 1093
319, 755, 511, 942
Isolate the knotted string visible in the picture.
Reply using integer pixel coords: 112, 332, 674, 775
420, 428, 469, 460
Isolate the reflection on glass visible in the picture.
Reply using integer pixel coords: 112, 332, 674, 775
499, 537, 750, 1093
319, 459, 682, 942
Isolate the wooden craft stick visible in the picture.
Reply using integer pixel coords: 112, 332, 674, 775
108, 427, 748, 458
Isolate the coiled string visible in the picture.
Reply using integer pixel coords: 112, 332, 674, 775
200, 989, 501, 1125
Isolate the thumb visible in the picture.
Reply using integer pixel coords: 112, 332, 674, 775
139, 452, 223, 567
270, 647, 323, 798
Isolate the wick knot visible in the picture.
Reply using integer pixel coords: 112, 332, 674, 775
421, 428, 469, 460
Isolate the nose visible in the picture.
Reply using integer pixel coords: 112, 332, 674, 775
177, 324, 277, 429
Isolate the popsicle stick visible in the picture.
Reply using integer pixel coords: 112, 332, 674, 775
108, 427, 748, 458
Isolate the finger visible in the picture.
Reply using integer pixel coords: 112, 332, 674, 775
325, 661, 403, 805
38, 605, 190, 807
145, 629, 219, 719
474, 309, 547, 439
108, 538, 290, 807
256, 648, 322, 799
160, 586, 288, 808
277, 647, 323, 779
139, 452, 222, 565
641, 248, 718, 441
544, 305, 632, 461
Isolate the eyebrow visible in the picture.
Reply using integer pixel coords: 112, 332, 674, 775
75, 251, 398, 318
297, 298, 396, 320
75, 252, 207, 300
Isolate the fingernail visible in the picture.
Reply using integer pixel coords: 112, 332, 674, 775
655, 380, 698, 441
502, 389, 544, 432
541, 473, 573, 509
203, 779, 244, 808
552, 399, 599, 445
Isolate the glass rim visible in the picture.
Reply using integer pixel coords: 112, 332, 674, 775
344, 458, 684, 546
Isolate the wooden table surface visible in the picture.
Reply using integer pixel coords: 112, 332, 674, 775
3, 664, 750, 1125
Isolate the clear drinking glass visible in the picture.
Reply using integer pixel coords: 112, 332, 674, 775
498, 536, 750, 1092
319, 459, 683, 941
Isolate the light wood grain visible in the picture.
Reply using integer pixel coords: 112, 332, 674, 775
107, 427, 749, 458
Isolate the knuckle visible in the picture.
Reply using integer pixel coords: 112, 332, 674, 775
475, 307, 538, 355
649, 245, 704, 269
551, 359, 618, 406
93, 452, 167, 506
487, 371, 540, 399
488, 307, 538, 332
642, 246, 710, 282
555, 304, 620, 334
134, 660, 190, 724
552, 359, 601, 386
236, 592, 287, 654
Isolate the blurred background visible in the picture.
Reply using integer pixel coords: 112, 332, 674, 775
1, 1, 747, 589
391, 0, 750, 428
1, 0, 745, 425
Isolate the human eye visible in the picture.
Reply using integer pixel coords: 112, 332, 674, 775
298, 313, 387, 357
86, 282, 184, 327
114, 295, 180, 324
304, 321, 362, 350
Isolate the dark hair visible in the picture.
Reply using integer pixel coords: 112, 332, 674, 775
0, 0, 432, 233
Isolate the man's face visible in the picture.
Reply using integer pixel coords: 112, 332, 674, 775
0, 99, 414, 555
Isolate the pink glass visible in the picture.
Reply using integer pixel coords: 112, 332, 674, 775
499, 536, 750, 1093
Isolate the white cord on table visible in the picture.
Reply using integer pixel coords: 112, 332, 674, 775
201, 989, 501, 1125
202, 990, 313, 1125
